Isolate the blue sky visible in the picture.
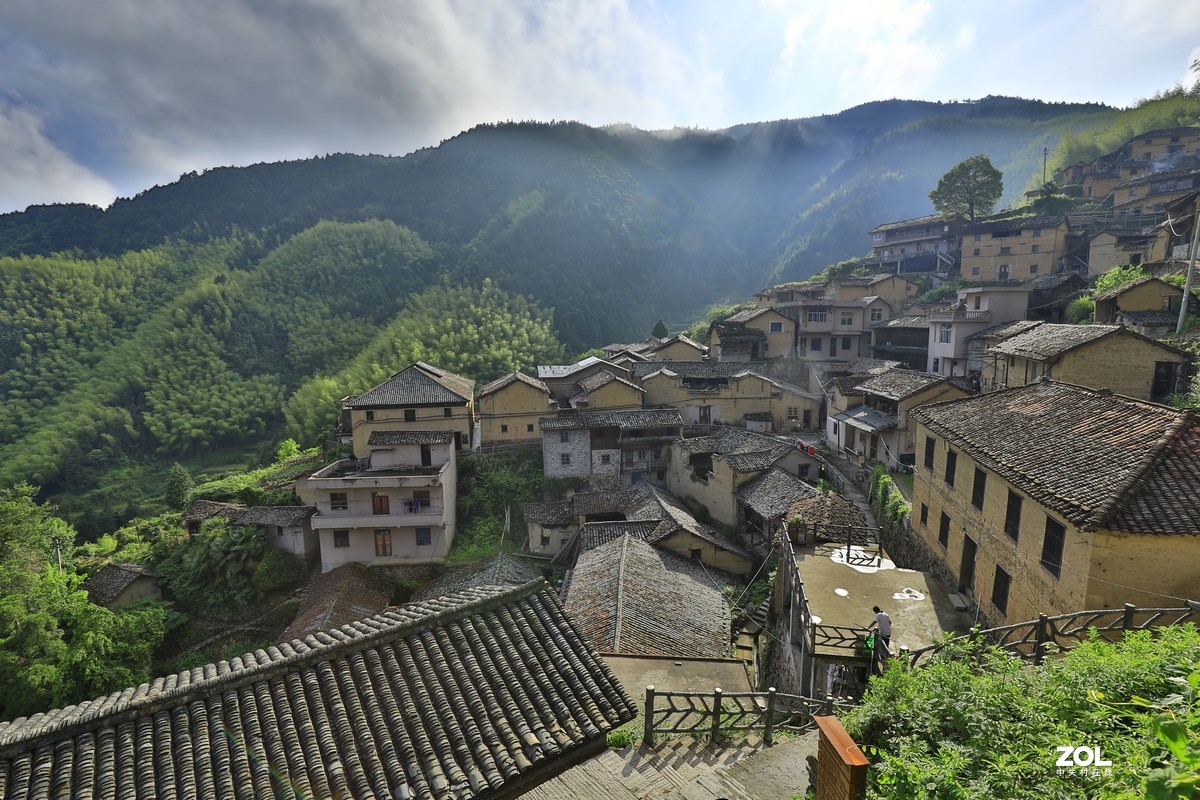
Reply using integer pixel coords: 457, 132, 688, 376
0, 0, 1197, 213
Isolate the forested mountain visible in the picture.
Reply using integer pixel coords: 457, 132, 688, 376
2, 94, 1180, 527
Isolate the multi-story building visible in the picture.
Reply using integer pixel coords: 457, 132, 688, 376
298, 430, 457, 572
867, 214, 962, 266
926, 286, 1031, 378
540, 408, 683, 488
910, 381, 1200, 624
826, 273, 922, 310
870, 312, 931, 371
709, 307, 796, 361
1111, 165, 1200, 219
1087, 231, 1166, 276
635, 360, 820, 431
959, 216, 1070, 282
337, 362, 474, 453
476, 370, 552, 445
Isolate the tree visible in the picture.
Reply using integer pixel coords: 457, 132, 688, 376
929, 154, 1004, 221
163, 462, 194, 511
651, 319, 669, 338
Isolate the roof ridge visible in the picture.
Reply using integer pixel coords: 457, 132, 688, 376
1088, 412, 1192, 531
613, 535, 631, 652
0, 579, 546, 754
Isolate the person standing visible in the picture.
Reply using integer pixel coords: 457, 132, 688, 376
868, 606, 892, 651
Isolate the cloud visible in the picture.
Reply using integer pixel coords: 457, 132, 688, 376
0, 0, 725, 210
0, 104, 116, 211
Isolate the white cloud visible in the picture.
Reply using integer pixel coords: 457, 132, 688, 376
0, 105, 116, 211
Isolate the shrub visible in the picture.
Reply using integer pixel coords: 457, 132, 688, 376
251, 548, 306, 593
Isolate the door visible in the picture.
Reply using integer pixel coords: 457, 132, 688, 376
698, 405, 711, 424
829, 337, 837, 357
998, 265, 1010, 281
374, 529, 392, 557
1151, 361, 1179, 403
420, 445, 432, 467
960, 535, 978, 596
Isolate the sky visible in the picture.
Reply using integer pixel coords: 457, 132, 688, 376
1, 0, 1198, 214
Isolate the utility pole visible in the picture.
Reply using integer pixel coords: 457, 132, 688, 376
1042, 147, 1048, 186
1178, 200, 1200, 334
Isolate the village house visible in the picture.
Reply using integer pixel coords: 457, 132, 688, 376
709, 307, 796, 361
870, 312, 931, 371
601, 337, 662, 361
795, 295, 893, 361
807, 358, 902, 396
536, 356, 634, 400
559, 369, 645, 411
233, 505, 319, 566
668, 426, 821, 528
825, 273, 922, 311
1092, 276, 1197, 338
964, 319, 1044, 379
524, 488, 641, 556
736, 467, 820, 543
81, 563, 161, 610
337, 361, 475, 453
539, 408, 683, 489
0, 583, 637, 800
649, 333, 709, 360
297, 430, 457, 572
980, 323, 1190, 402
278, 562, 394, 643
1112, 165, 1200, 220
867, 214, 962, 273
910, 381, 1200, 625
926, 286, 1031, 378
959, 216, 1070, 282
1087, 230, 1166, 276
826, 369, 972, 470
1058, 128, 1200, 201
1026, 272, 1090, 323
475, 370, 552, 445
180, 499, 246, 535
633, 359, 820, 431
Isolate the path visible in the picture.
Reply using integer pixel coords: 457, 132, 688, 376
821, 456, 881, 530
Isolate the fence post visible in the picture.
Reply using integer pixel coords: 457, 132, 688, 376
710, 688, 723, 743
1033, 614, 1049, 666
822, 694, 835, 716
643, 686, 655, 746
1123, 603, 1136, 633
764, 687, 777, 747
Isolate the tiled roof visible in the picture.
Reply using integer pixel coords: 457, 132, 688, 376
989, 324, 1124, 361
562, 535, 733, 658
1027, 272, 1084, 291
347, 362, 473, 407
279, 562, 393, 643
538, 356, 607, 379
0, 582, 636, 800
963, 215, 1068, 234
180, 499, 246, 523
410, 554, 544, 602
575, 370, 644, 395
631, 360, 770, 379
679, 427, 797, 468
868, 213, 945, 233
652, 334, 707, 353
523, 500, 575, 527
711, 322, 768, 345
724, 308, 774, 324
571, 490, 643, 517
626, 485, 752, 559
854, 370, 951, 401
234, 505, 317, 528
846, 358, 904, 375
1093, 276, 1179, 302
786, 492, 869, 529
1119, 309, 1181, 327
367, 430, 456, 446
478, 370, 550, 397
835, 273, 904, 287
966, 319, 1043, 342
602, 338, 661, 355
539, 409, 683, 431
81, 563, 156, 605
736, 467, 819, 521
833, 404, 899, 433
871, 313, 929, 330
911, 381, 1200, 532
577, 520, 663, 553
825, 375, 871, 396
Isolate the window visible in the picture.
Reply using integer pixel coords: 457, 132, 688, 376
972, 248, 981, 256
931, 358, 940, 373
938, 324, 952, 344
923, 436, 935, 470
365, 410, 375, 421
638, 450, 647, 460
330, 492, 348, 511
540, 533, 550, 546
371, 492, 390, 515
971, 266, 981, 276
1004, 490, 1022, 541
992, 566, 1011, 616
787, 406, 799, 420
807, 310, 827, 323
920, 503, 928, 526
973, 296, 981, 310
1041, 517, 1065, 578
938, 512, 951, 548
657, 470, 666, 481
690, 548, 702, 560
560, 431, 570, 443
841, 312, 854, 326
973, 234, 981, 242
971, 467, 986, 510
653, 448, 662, 458
1000, 246, 1011, 255
1029, 264, 1039, 274
842, 337, 853, 351
500, 424, 509, 433
374, 529, 392, 557
944, 449, 957, 487
412, 490, 430, 508
600, 454, 611, 465
404, 409, 416, 422
443, 407, 452, 418
561, 453, 571, 466
1031, 244, 1040, 253
873, 232, 884, 240
870, 308, 883, 322
526, 423, 534, 433
770, 321, 784, 333
333, 530, 350, 548
415, 527, 432, 546
1031, 228, 1041, 237
810, 338, 822, 352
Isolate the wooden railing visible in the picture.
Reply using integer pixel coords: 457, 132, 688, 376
642, 685, 853, 746
908, 603, 1200, 667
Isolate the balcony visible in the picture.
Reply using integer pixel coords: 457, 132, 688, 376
311, 505, 445, 530
928, 310, 990, 322
303, 459, 449, 490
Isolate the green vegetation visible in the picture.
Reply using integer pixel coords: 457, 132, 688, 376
869, 465, 911, 533
450, 447, 549, 567
845, 626, 1200, 799
652, 319, 669, 338
929, 154, 1004, 221
1066, 296, 1095, 324
1095, 263, 1150, 295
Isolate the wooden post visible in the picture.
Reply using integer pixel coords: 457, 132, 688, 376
643, 686, 655, 747
1123, 603, 1135, 633
822, 694, 835, 716
710, 688, 723, 743
764, 687, 777, 747
1033, 614, 1049, 666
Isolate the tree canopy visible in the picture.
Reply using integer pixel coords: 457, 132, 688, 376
929, 154, 1004, 221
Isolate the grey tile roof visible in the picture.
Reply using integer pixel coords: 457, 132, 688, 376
571, 490, 643, 517
736, 467, 819, 521
833, 404, 899, 433
868, 213, 945, 233
577, 520, 663, 553
652, 334, 707, 353
911, 381, 1200, 533
965, 319, 1043, 342
523, 500, 575, 527
478, 370, 550, 397
963, 215, 1068, 235
786, 492, 869, 529
575, 370, 643, 395
410, 554, 544, 602
537, 356, 612, 379
539, 409, 683, 431
234, 505, 317, 528
724, 308, 774, 324
988, 324, 1122, 361
1119, 309, 1181, 327
626, 485, 751, 558
631, 360, 770, 379
1092, 276, 1176, 302
563, 535, 733, 658
854, 370, 952, 401
347, 362, 473, 407
81, 563, 156, 606
279, 562, 393, 643
602, 338, 661, 355
181, 499, 246, 523
0, 582, 636, 800
1027, 272, 1084, 291
367, 430, 456, 446
679, 427, 796, 463
710, 322, 768, 345
871, 313, 930, 330
834, 273, 905, 287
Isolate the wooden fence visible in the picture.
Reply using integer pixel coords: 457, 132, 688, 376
641, 686, 852, 746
